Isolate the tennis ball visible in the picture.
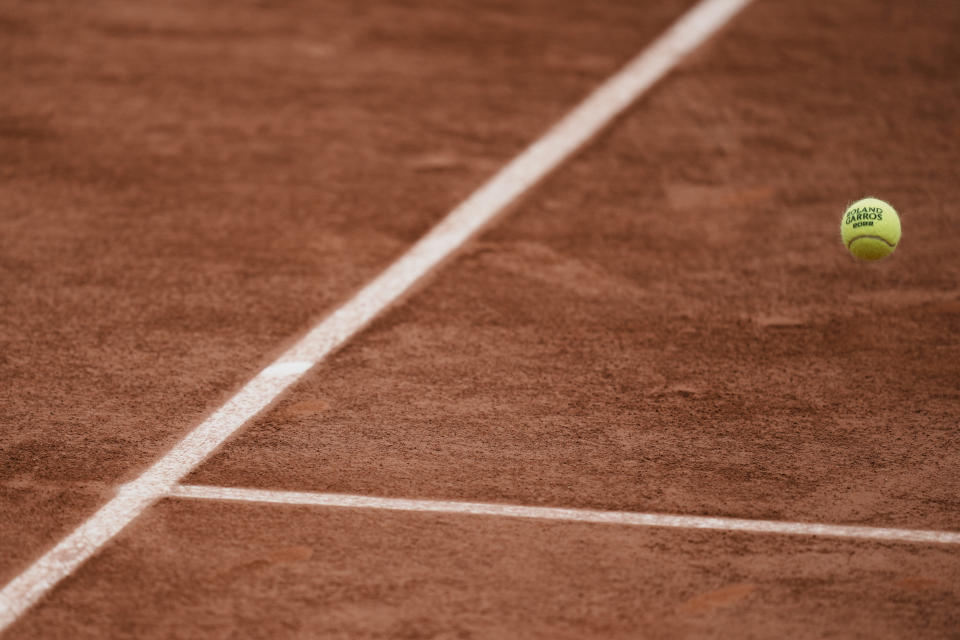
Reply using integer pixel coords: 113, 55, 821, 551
841, 197, 901, 261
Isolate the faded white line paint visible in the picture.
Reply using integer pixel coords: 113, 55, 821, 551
263, 361, 314, 377
171, 485, 960, 546
0, 0, 754, 630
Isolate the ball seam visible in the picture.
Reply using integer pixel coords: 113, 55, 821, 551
845, 234, 897, 249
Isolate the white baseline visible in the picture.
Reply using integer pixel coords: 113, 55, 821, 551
0, 0, 754, 632
171, 485, 960, 546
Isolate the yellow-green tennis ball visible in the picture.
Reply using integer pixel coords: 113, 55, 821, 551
841, 197, 901, 261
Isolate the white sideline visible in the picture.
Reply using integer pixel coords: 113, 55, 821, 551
171, 485, 960, 546
0, 0, 754, 631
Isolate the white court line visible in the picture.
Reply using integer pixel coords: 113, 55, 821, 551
171, 485, 960, 546
0, 0, 753, 631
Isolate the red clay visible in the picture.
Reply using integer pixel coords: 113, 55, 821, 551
0, 0, 693, 589
3, 0, 960, 637
10, 500, 960, 639
189, 0, 960, 533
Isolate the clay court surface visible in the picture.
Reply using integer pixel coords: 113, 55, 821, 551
2, 0, 960, 637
